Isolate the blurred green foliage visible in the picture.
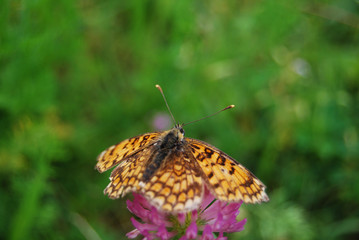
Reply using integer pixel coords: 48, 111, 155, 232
1, 0, 358, 239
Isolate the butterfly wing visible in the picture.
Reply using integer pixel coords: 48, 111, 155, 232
186, 138, 269, 204
141, 149, 204, 213
103, 146, 154, 199
96, 132, 160, 172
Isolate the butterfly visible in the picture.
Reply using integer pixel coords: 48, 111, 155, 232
96, 85, 269, 213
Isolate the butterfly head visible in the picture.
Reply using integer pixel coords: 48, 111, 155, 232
174, 124, 185, 141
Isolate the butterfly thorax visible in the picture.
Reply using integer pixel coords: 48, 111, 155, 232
142, 126, 185, 182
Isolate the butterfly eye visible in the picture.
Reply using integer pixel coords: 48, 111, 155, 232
180, 128, 185, 135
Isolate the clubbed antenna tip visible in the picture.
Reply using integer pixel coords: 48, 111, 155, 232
156, 84, 177, 125
226, 105, 235, 110
155, 84, 162, 92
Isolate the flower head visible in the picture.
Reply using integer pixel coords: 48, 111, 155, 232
126, 188, 246, 239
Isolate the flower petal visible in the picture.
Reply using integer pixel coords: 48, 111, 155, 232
200, 188, 215, 211
130, 217, 157, 234
201, 201, 222, 224
126, 229, 141, 239
133, 193, 151, 209
226, 218, 247, 232
216, 232, 227, 240
222, 202, 242, 216
177, 213, 186, 225
186, 221, 198, 239
191, 210, 198, 221
201, 225, 215, 240
179, 235, 188, 240
156, 224, 175, 240
148, 206, 169, 226
212, 212, 224, 231
126, 199, 150, 221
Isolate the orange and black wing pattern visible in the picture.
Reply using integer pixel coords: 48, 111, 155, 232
97, 129, 268, 213
96, 132, 160, 173
141, 149, 203, 213
97, 131, 204, 213
186, 138, 269, 204
103, 146, 153, 199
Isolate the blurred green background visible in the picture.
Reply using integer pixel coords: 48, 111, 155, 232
1, 0, 359, 239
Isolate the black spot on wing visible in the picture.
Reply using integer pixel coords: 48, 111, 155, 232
204, 147, 214, 158
216, 155, 226, 166
196, 153, 205, 162
109, 146, 116, 156
131, 137, 139, 145
191, 144, 200, 149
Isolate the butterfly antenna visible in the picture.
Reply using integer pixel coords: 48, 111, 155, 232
156, 84, 177, 125
183, 105, 235, 126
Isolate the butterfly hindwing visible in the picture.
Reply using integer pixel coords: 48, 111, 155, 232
187, 138, 269, 204
104, 147, 153, 199
96, 132, 160, 172
142, 148, 204, 213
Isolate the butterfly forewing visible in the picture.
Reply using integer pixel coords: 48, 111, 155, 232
187, 138, 269, 204
96, 132, 160, 172
142, 149, 203, 213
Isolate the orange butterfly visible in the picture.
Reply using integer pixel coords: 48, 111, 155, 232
96, 85, 269, 213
